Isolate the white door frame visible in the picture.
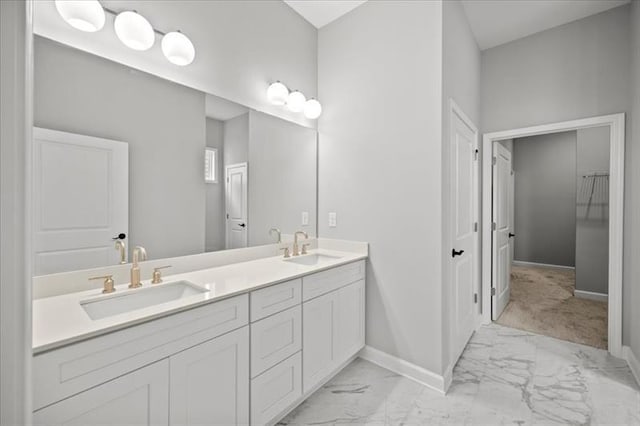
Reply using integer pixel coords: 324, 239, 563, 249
481, 113, 625, 358
448, 100, 482, 360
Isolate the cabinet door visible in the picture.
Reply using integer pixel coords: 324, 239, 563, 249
302, 291, 337, 394
169, 326, 249, 426
33, 360, 169, 426
335, 280, 366, 364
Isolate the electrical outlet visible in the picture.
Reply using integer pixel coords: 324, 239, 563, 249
329, 212, 337, 228
302, 211, 309, 226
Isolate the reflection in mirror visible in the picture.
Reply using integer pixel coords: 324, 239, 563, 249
32, 36, 317, 275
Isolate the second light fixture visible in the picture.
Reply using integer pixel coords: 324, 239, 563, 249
266, 81, 322, 119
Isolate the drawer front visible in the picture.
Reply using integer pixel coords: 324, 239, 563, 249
250, 279, 301, 322
33, 294, 248, 410
302, 260, 365, 302
251, 352, 302, 426
251, 305, 302, 377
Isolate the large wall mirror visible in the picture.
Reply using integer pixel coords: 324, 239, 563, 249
32, 35, 318, 275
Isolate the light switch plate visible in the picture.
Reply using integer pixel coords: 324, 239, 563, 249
328, 212, 337, 228
302, 211, 309, 226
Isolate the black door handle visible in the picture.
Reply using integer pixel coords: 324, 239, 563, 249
112, 233, 126, 240
238, 223, 246, 228
452, 249, 464, 258
509, 233, 515, 238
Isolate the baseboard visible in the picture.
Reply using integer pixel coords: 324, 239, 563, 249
359, 345, 446, 394
623, 346, 640, 386
574, 289, 608, 302
512, 260, 575, 270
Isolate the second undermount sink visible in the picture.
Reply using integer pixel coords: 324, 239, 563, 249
80, 280, 208, 320
285, 253, 342, 266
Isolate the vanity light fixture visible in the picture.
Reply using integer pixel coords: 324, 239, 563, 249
162, 31, 196, 66
304, 98, 322, 119
267, 81, 289, 106
286, 90, 306, 113
55, 0, 106, 32
114, 11, 155, 51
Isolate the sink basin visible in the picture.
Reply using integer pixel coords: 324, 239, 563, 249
80, 280, 208, 320
285, 253, 341, 266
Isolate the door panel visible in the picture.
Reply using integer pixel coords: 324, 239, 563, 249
302, 291, 336, 394
32, 127, 128, 275
335, 280, 365, 363
492, 143, 513, 320
450, 107, 478, 363
33, 360, 168, 426
169, 327, 249, 426
225, 163, 248, 249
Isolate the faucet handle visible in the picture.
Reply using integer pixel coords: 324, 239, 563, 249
280, 246, 291, 258
151, 265, 171, 284
89, 275, 115, 294
301, 243, 311, 255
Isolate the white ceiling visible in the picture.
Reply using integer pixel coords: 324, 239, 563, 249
462, 0, 630, 50
283, 0, 368, 28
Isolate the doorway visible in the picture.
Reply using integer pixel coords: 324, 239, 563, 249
225, 162, 248, 249
481, 113, 625, 357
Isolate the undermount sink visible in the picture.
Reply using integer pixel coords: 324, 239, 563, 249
285, 253, 342, 266
80, 280, 208, 320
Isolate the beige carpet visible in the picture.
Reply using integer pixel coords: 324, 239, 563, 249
496, 264, 608, 349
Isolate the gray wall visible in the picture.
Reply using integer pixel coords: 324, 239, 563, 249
1, 1, 30, 422
441, 0, 481, 372
575, 126, 610, 295
481, 4, 638, 347
223, 113, 249, 167
513, 132, 577, 267
248, 111, 317, 245
34, 37, 206, 260
318, 0, 445, 373
205, 118, 225, 252
629, 0, 640, 359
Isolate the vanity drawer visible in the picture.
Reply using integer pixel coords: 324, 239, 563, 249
250, 279, 301, 322
251, 305, 301, 377
33, 294, 248, 410
251, 352, 302, 426
302, 260, 365, 302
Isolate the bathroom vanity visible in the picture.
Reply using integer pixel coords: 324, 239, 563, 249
32, 246, 367, 426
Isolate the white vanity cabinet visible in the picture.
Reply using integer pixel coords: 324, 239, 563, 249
33, 258, 366, 426
302, 261, 366, 394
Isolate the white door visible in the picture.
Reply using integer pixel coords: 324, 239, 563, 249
450, 106, 478, 362
33, 360, 169, 426
225, 163, 248, 249
32, 127, 128, 276
169, 326, 249, 426
492, 142, 513, 320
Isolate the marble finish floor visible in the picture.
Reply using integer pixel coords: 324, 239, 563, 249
280, 324, 640, 425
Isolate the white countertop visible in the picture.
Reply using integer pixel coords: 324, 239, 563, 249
33, 248, 367, 354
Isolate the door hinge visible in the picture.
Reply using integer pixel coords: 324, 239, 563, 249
474, 149, 479, 161
491, 288, 496, 296
492, 222, 496, 231
474, 293, 478, 304
511, 170, 514, 176
474, 222, 478, 232
226, 213, 229, 219
492, 156, 497, 166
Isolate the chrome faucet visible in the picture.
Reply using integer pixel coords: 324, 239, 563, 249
129, 246, 147, 289
269, 228, 282, 243
292, 231, 308, 256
